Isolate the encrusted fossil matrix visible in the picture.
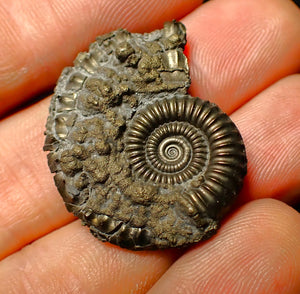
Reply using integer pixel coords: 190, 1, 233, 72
44, 21, 247, 250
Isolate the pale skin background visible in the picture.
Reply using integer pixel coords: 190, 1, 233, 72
0, 0, 299, 293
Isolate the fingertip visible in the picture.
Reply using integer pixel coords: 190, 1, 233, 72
181, 0, 300, 113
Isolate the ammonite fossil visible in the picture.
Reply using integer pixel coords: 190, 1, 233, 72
44, 21, 247, 250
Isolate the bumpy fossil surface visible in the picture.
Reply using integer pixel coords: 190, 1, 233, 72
44, 21, 247, 250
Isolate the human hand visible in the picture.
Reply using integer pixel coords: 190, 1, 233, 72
0, 0, 300, 293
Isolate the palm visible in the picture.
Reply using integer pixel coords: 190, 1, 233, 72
0, 0, 299, 293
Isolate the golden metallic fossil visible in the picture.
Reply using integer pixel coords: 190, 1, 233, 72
44, 21, 247, 250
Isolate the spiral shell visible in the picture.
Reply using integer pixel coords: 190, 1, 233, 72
126, 94, 247, 218
44, 21, 247, 250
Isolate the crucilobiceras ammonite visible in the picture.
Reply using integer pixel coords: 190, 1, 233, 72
44, 21, 247, 250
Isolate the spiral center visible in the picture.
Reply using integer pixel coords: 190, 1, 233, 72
165, 145, 179, 159
157, 137, 191, 170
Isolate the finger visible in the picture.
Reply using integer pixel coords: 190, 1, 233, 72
232, 74, 300, 204
148, 199, 300, 294
0, 0, 202, 117
0, 220, 179, 293
183, 0, 300, 113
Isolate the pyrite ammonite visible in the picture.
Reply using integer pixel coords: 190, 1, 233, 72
44, 21, 247, 250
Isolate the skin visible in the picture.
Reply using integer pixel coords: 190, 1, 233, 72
0, 0, 299, 293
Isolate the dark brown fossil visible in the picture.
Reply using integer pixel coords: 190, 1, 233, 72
44, 21, 247, 250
